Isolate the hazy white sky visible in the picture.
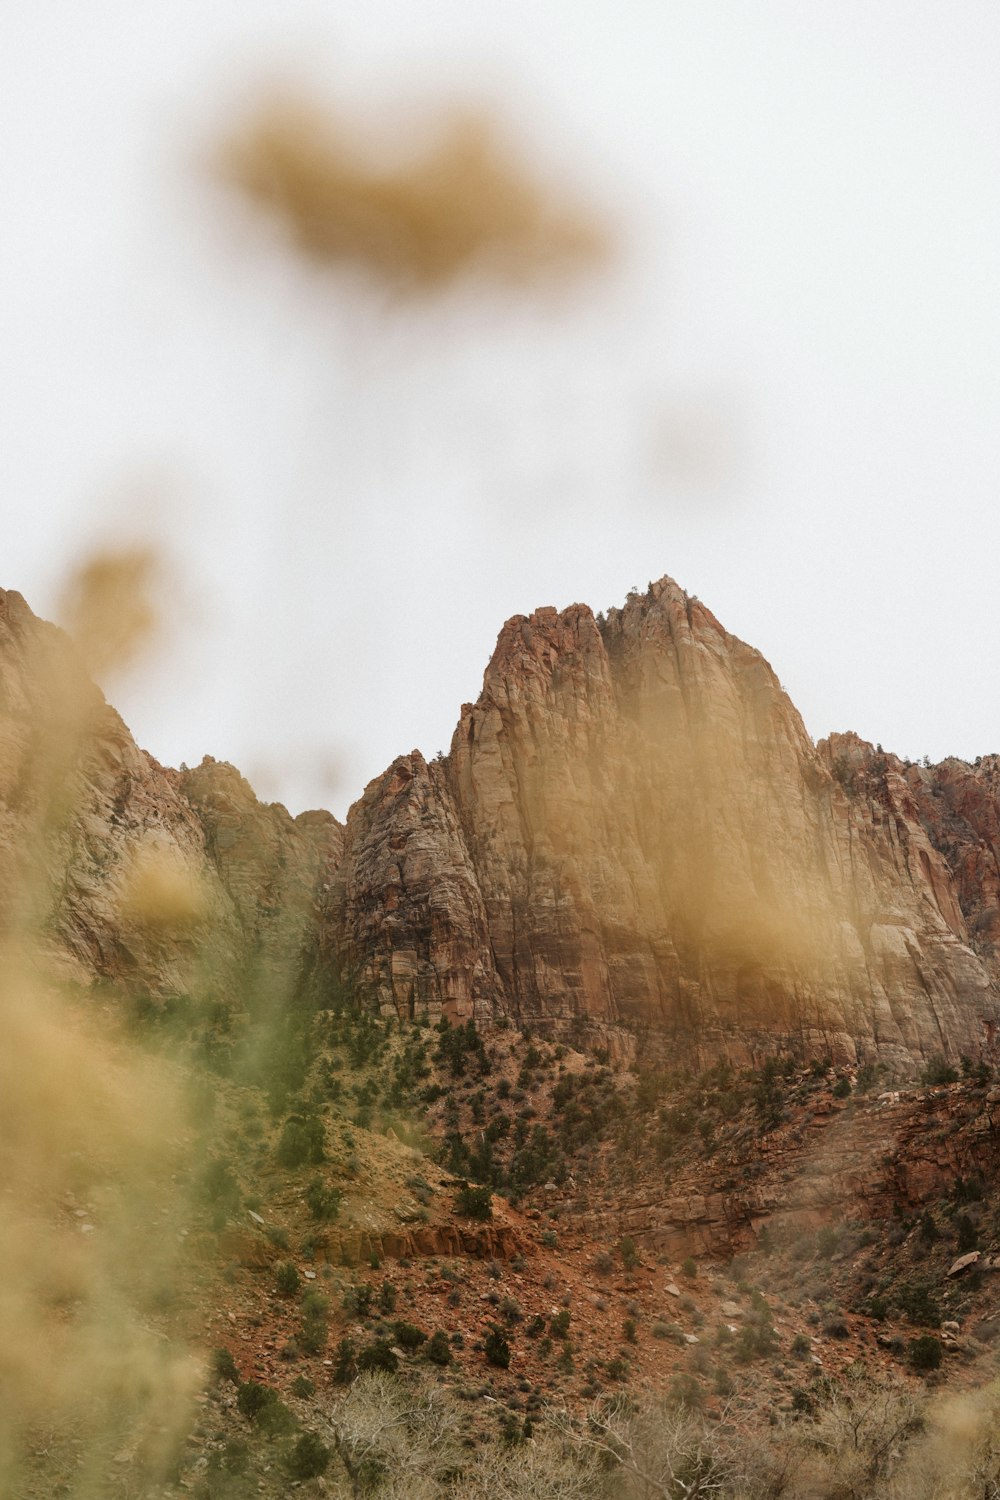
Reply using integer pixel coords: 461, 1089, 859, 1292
3, 1, 999, 817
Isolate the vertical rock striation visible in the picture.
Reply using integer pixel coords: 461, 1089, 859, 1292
3, 576, 999, 1068
338, 580, 999, 1066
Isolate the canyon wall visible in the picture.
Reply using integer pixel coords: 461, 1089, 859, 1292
3, 577, 1000, 1068
335, 580, 1000, 1067
0, 586, 341, 1008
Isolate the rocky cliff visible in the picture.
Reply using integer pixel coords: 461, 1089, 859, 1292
3, 576, 1000, 1068
336, 580, 1000, 1067
0, 586, 342, 1007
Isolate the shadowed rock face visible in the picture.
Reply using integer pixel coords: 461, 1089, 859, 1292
3, 577, 1000, 1067
0, 586, 342, 1004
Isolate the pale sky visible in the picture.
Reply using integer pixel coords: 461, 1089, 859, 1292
3, 2, 999, 817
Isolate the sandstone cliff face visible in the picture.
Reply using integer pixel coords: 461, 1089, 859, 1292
905, 755, 1000, 960
179, 757, 342, 1008
4, 576, 999, 1067
334, 751, 506, 1021
338, 580, 999, 1067
0, 587, 342, 1005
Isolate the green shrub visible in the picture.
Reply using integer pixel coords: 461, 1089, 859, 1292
300, 1291, 330, 1355
493, 1298, 518, 1328
550, 1309, 571, 1339
211, 1347, 239, 1383
357, 1339, 399, 1374
332, 1338, 356, 1385
379, 1280, 397, 1313
426, 1330, 453, 1366
957, 1214, 979, 1253
485, 1325, 511, 1368
276, 1114, 326, 1168
456, 1184, 493, 1220
619, 1237, 639, 1271
667, 1373, 704, 1411
920, 1055, 959, 1087
199, 1157, 241, 1217
734, 1317, 778, 1363
623, 1317, 637, 1343
216, 1439, 250, 1475
895, 1281, 941, 1328
681, 1256, 698, 1279
274, 1262, 301, 1297
236, 1381, 280, 1424
286, 1432, 329, 1480
909, 1334, 943, 1371
392, 1321, 427, 1351
815, 1226, 840, 1260
832, 1077, 851, 1099
305, 1178, 341, 1222
290, 1374, 315, 1398
343, 1283, 374, 1318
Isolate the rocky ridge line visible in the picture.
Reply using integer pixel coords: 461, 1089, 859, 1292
3, 578, 1000, 1067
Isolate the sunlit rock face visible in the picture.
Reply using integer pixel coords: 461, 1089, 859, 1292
3, 576, 1000, 1067
337, 579, 999, 1067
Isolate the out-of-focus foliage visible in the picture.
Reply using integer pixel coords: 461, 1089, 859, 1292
213, 92, 611, 295
0, 549, 203, 1497
58, 547, 162, 680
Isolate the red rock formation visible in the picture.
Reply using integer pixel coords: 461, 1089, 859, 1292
334, 751, 505, 1021
4, 576, 1000, 1068
0, 586, 342, 1004
338, 580, 999, 1067
905, 755, 1000, 959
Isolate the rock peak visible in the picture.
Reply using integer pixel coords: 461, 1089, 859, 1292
337, 577, 1000, 1065
4, 575, 1000, 1070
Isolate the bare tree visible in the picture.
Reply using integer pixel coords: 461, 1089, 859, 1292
801, 1365, 922, 1500
466, 1429, 604, 1500
892, 1378, 1000, 1500
547, 1394, 738, 1500
320, 1371, 463, 1498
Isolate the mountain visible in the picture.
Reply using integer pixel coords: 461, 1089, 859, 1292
0, 585, 342, 1008
3, 576, 999, 1069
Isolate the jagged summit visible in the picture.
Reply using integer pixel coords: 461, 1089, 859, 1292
338, 580, 999, 1066
2, 578, 1000, 1068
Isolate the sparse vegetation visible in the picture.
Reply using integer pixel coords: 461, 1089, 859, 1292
485, 1325, 511, 1368
274, 1261, 301, 1297
456, 1184, 493, 1220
